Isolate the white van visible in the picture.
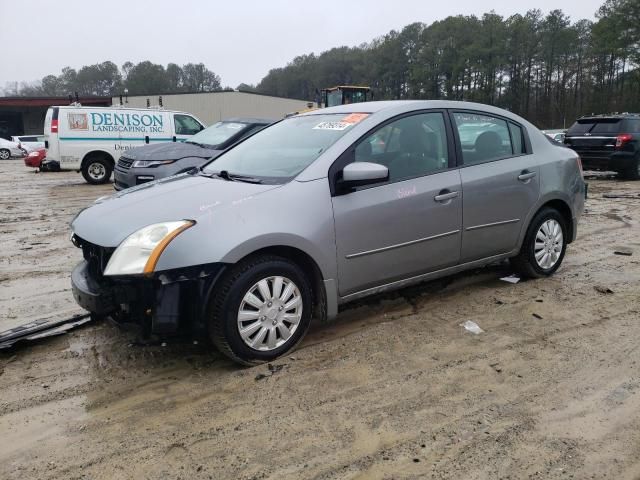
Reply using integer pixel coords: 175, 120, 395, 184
44, 105, 206, 184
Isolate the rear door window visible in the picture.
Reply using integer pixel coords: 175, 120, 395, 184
452, 112, 514, 164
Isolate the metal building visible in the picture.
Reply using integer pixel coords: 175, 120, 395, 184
112, 90, 314, 125
0, 96, 111, 139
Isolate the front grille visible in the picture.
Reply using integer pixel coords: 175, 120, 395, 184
117, 156, 134, 170
78, 237, 114, 280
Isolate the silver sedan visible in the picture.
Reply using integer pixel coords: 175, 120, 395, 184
70, 100, 586, 365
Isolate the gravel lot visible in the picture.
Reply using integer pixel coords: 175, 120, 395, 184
1, 159, 639, 479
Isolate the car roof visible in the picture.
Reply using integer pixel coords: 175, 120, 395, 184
577, 113, 640, 121
299, 100, 529, 117
221, 117, 273, 125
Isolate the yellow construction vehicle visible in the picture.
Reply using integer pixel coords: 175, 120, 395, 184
321, 85, 371, 107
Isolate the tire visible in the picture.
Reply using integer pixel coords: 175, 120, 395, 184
208, 255, 313, 365
0, 149, 10, 160
81, 155, 112, 184
510, 207, 568, 279
620, 157, 640, 180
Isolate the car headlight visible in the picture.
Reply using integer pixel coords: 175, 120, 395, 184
104, 220, 195, 276
132, 160, 176, 168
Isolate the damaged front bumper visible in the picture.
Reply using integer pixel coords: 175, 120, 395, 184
71, 258, 225, 340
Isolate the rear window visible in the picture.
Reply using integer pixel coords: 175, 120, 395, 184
568, 118, 622, 136
591, 119, 622, 134
567, 121, 594, 135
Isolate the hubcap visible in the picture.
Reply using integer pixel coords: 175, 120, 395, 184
534, 219, 563, 269
237, 276, 303, 352
0, 150, 9, 159
88, 162, 106, 180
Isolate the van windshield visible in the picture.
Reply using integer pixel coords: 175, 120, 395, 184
202, 114, 363, 182
187, 121, 253, 148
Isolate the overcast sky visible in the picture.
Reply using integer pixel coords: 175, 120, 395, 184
0, 0, 604, 90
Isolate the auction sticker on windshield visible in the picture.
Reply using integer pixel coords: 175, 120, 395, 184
314, 121, 352, 131
313, 114, 369, 131
342, 113, 369, 124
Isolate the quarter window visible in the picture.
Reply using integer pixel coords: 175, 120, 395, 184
624, 119, 640, 133
453, 112, 513, 164
354, 112, 449, 183
174, 115, 203, 135
509, 122, 525, 154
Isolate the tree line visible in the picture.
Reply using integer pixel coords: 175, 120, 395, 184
2, 61, 222, 98
254, 0, 639, 128
3, 0, 638, 128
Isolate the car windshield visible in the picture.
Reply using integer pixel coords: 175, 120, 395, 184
202, 114, 364, 182
186, 122, 251, 148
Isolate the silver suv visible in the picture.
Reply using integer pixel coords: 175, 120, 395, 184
70, 101, 586, 365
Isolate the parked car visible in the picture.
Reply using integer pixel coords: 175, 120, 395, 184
24, 148, 47, 168
564, 113, 640, 179
0, 138, 25, 159
542, 129, 566, 144
44, 105, 206, 185
70, 100, 585, 365
12, 134, 45, 153
113, 118, 272, 190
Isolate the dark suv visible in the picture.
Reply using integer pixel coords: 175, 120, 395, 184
564, 114, 640, 179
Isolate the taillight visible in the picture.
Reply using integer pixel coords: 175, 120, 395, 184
51, 119, 58, 133
616, 134, 632, 149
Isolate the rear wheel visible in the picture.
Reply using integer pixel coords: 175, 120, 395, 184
620, 157, 640, 180
0, 149, 10, 160
510, 208, 567, 278
81, 154, 112, 184
208, 255, 313, 365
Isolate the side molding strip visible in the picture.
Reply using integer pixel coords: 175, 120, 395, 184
466, 218, 520, 231
345, 230, 460, 259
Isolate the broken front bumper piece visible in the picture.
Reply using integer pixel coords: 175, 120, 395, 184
71, 259, 224, 338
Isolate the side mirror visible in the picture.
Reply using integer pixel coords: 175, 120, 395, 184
337, 162, 389, 194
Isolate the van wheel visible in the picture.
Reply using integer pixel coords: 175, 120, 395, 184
208, 255, 313, 365
510, 208, 567, 279
81, 155, 112, 184
0, 149, 10, 160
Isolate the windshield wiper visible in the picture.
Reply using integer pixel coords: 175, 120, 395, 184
185, 141, 214, 149
199, 170, 263, 184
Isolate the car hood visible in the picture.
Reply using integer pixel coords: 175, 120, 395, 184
72, 174, 282, 247
125, 142, 222, 162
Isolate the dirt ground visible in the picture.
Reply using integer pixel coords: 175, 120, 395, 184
1, 159, 639, 480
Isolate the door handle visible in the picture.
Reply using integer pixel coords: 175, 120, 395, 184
434, 190, 459, 203
518, 171, 536, 182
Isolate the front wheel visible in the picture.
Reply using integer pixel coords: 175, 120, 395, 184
0, 149, 10, 160
81, 155, 112, 184
208, 255, 313, 365
510, 208, 567, 278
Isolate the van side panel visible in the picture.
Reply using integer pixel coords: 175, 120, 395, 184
51, 107, 201, 174
118, 111, 173, 152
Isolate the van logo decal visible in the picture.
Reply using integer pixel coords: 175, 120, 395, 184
68, 113, 88, 130
90, 112, 165, 133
